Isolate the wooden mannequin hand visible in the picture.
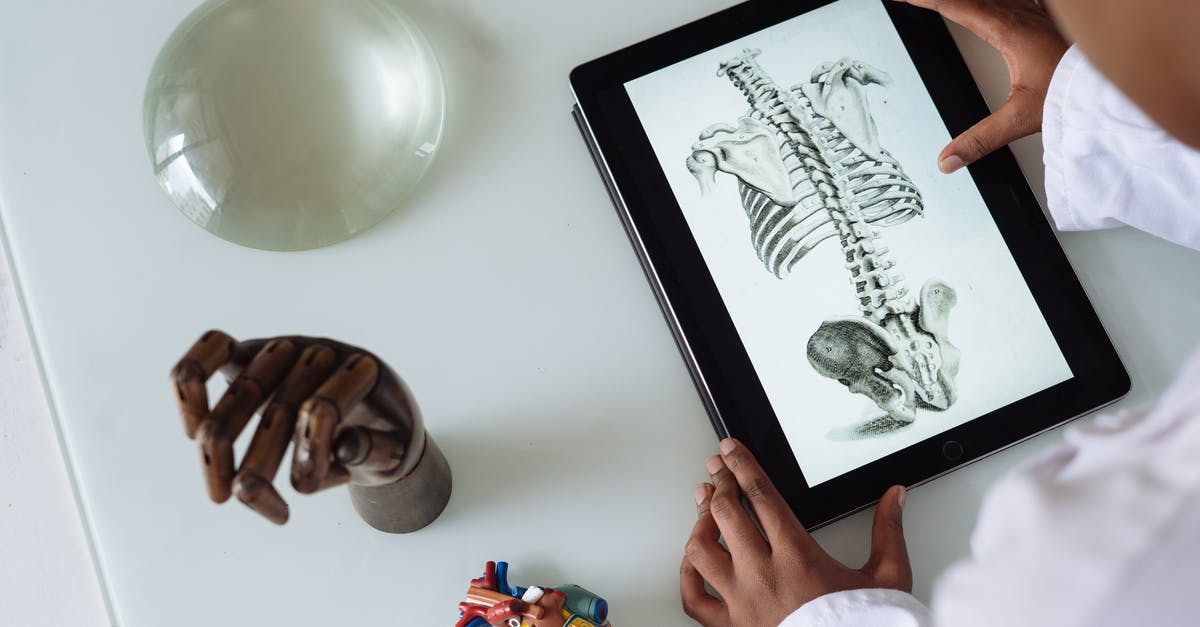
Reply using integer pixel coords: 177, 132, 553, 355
171, 330, 425, 524
680, 439, 910, 626
893, 0, 1069, 173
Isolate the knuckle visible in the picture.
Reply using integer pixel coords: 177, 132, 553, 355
681, 598, 700, 619
961, 133, 992, 160
231, 471, 264, 499
1006, 91, 1041, 131
171, 360, 202, 385
196, 419, 226, 444
300, 344, 337, 368
743, 475, 773, 501
708, 492, 737, 518
684, 538, 706, 560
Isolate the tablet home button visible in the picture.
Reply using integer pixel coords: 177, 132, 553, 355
942, 441, 964, 461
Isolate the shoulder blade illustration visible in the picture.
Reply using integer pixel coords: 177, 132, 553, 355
687, 49, 960, 431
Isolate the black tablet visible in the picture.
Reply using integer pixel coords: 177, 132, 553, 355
570, 0, 1128, 528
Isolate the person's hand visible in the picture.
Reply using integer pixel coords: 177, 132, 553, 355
893, 0, 1069, 173
680, 438, 911, 626
171, 330, 426, 524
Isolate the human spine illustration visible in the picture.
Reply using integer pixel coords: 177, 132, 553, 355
687, 49, 960, 426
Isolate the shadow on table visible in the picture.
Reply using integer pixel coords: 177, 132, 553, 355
434, 406, 629, 524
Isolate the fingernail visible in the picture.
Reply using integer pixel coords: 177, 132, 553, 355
897, 486, 908, 510
938, 155, 965, 173
719, 438, 736, 456
695, 484, 708, 505
706, 455, 724, 475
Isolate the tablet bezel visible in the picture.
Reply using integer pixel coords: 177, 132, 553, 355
570, 0, 1129, 528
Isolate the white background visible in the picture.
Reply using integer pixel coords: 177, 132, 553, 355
626, 0, 1071, 485
0, 237, 111, 625
3, 0, 1200, 625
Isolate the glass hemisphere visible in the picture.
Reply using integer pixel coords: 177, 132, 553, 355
144, 0, 445, 250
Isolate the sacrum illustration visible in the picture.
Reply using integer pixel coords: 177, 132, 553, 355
687, 49, 960, 429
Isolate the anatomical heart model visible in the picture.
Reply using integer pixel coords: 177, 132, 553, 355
457, 561, 612, 627
687, 49, 960, 434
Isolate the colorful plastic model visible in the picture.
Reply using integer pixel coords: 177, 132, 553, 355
456, 561, 612, 627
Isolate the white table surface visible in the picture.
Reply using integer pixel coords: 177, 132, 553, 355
2, 1, 1199, 626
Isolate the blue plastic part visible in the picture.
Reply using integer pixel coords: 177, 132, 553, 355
465, 619, 490, 627
559, 584, 609, 621
512, 585, 528, 599
495, 561, 514, 596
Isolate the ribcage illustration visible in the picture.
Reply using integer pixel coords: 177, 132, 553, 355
694, 81, 922, 279
687, 49, 961, 428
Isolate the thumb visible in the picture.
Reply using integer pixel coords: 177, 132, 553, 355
863, 485, 913, 591
937, 94, 1040, 173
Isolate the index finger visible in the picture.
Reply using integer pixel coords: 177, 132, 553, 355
292, 353, 379, 493
718, 438, 817, 549
171, 330, 237, 438
196, 338, 299, 503
938, 95, 1040, 172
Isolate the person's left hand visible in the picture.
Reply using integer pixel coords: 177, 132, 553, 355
680, 438, 911, 626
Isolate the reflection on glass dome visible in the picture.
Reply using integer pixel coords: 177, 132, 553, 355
144, 0, 445, 251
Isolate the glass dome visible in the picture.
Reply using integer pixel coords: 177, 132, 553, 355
144, 0, 445, 251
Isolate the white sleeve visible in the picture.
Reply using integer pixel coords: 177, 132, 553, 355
930, 347, 1200, 627
778, 346, 1200, 627
777, 589, 932, 627
1041, 45, 1200, 251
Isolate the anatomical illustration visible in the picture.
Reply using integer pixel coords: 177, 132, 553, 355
686, 49, 960, 434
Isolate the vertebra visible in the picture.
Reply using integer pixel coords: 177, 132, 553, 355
689, 49, 960, 423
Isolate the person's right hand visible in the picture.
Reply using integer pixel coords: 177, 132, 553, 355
893, 0, 1069, 173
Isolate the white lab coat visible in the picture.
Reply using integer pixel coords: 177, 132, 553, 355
779, 45, 1200, 627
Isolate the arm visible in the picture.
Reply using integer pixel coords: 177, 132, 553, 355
1041, 45, 1200, 249
931, 347, 1200, 626
901, 0, 1200, 250
896, 0, 1200, 162
1049, 0, 1200, 149
778, 589, 931, 626
893, 0, 1069, 173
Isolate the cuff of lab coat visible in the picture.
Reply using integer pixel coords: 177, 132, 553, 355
1042, 45, 1087, 232
777, 588, 932, 627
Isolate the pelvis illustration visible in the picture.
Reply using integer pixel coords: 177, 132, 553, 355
687, 50, 960, 426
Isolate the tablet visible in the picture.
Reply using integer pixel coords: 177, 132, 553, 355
570, 0, 1128, 528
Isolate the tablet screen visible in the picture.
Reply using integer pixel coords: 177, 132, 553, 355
623, 0, 1071, 486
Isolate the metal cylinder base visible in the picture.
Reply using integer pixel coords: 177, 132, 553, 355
347, 434, 452, 533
